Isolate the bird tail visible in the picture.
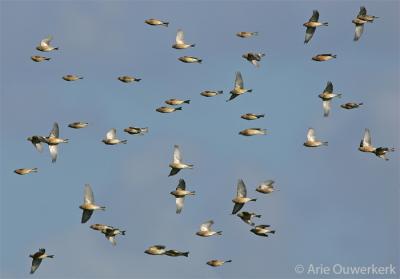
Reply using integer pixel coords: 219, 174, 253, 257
332, 55, 337, 58
142, 128, 149, 133
323, 142, 328, 146
269, 230, 276, 234
182, 252, 189, 257
45, 57, 51, 61
252, 32, 259, 36
197, 59, 202, 63
184, 100, 191, 104
189, 191, 196, 195
251, 198, 257, 202
190, 44, 196, 47
255, 214, 262, 218
63, 139, 69, 143
135, 78, 142, 82
54, 47, 59, 50
47, 255, 55, 258
100, 206, 106, 211
358, 103, 364, 106
225, 260, 232, 263
258, 114, 265, 118
163, 22, 169, 27
337, 94, 343, 98
217, 90, 223, 94
31, 168, 39, 173
79, 77, 84, 79
175, 107, 183, 111
323, 22, 328, 26
247, 89, 253, 93
389, 147, 395, 152
217, 231, 223, 235
121, 140, 128, 144
121, 230, 126, 235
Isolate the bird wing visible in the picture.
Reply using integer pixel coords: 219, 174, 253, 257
227, 94, 239, 102
323, 100, 331, 117
251, 59, 260, 67
304, 27, 316, 44
106, 235, 116, 246
40, 35, 53, 47
81, 209, 93, 223
257, 224, 271, 228
84, 184, 94, 204
30, 258, 42, 274
173, 145, 181, 164
237, 179, 247, 198
200, 220, 213, 232
176, 197, 184, 214
262, 180, 274, 186
359, 6, 367, 17
106, 128, 116, 140
169, 168, 180, 176
31, 139, 43, 153
176, 179, 186, 190
354, 23, 364, 41
307, 128, 316, 141
49, 145, 58, 163
309, 10, 319, 22
324, 81, 333, 93
49, 122, 59, 138
234, 71, 244, 89
363, 128, 372, 146
232, 203, 244, 214
176, 29, 185, 44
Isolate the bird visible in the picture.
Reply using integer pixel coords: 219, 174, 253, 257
196, 220, 222, 237
236, 31, 258, 38
318, 81, 342, 117
358, 129, 395, 160
40, 122, 68, 163
178, 56, 202, 63
90, 224, 125, 246
145, 19, 169, 27
256, 180, 277, 194
237, 211, 261, 226
168, 145, 193, 176
14, 168, 38, 175
79, 184, 105, 223
172, 29, 195, 49
232, 179, 256, 214
36, 36, 58, 52
357, 6, 379, 22
123, 126, 148, 135
303, 10, 328, 44
303, 128, 328, 147
207, 260, 232, 267
170, 179, 195, 214
227, 72, 252, 102
200, 90, 223, 97
31, 55, 51, 62
145, 245, 167, 255
165, 99, 190, 105
102, 128, 127, 145
312, 54, 336, 61
156, 106, 182, 113
241, 113, 265, 120
239, 128, 267, 136
250, 225, 275, 237
27, 135, 44, 153
352, 18, 367, 41
118, 76, 141, 83
341, 102, 363, 110
62, 74, 83, 81
68, 122, 88, 129
29, 248, 54, 274
242, 52, 265, 67
165, 250, 189, 257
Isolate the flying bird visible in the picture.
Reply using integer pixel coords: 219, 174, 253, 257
156, 106, 182, 113
170, 179, 195, 214
207, 260, 232, 267
36, 36, 58, 52
165, 99, 190, 105
29, 248, 54, 274
256, 180, 277, 194
196, 220, 222, 237
232, 179, 256, 214
31, 55, 51, 62
241, 113, 265, 120
237, 211, 261, 226
358, 128, 395, 160
227, 72, 253, 102
303, 128, 328, 147
40, 122, 68, 163
239, 128, 267, 136
118, 76, 141, 83
242, 52, 265, 67
200, 90, 223, 97
68, 122, 88, 129
165, 250, 189, 257
14, 168, 38, 175
62, 74, 83, 81
178, 56, 202, 63
124, 126, 148, 135
303, 10, 328, 44
172, 29, 195, 49
357, 6, 379, 22
236, 31, 258, 38
145, 245, 167, 255
168, 145, 193, 176
102, 128, 127, 145
145, 19, 169, 27
341, 102, 363, 110
79, 184, 105, 223
318, 81, 342, 117
352, 18, 367, 41
312, 54, 336, 62
90, 224, 125, 246
250, 225, 275, 237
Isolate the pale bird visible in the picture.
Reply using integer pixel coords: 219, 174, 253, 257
207, 260, 232, 267
68, 122, 88, 129
27, 135, 44, 153
172, 29, 195, 49
29, 248, 54, 274
145, 19, 169, 27
178, 56, 202, 63
303, 10, 328, 44
102, 128, 127, 145
79, 184, 105, 223
250, 225, 276, 237
36, 36, 58, 52
256, 180, 277, 194
196, 220, 222, 237
304, 128, 328, 147
62, 74, 83, 81
358, 128, 395, 160
236, 31, 258, 38
40, 122, 68, 163
242, 52, 265, 67
170, 179, 195, 214
165, 250, 189, 257
118, 76, 141, 83
90, 224, 125, 246
318, 81, 342, 117
145, 245, 167, 255
168, 145, 193, 176
239, 128, 267, 136
124, 126, 148, 135
232, 179, 256, 214
312, 54, 336, 62
14, 168, 38, 175
31, 55, 51, 62
237, 211, 261, 226
165, 99, 190, 105
227, 72, 252, 102
241, 113, 265, 120
200, 90, 223, 97
156, 106, 182, 113
341, 102, 363, 110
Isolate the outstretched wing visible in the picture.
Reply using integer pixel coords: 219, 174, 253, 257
30, 258, 42, 274
307, 128, 316, 141
354, 23, 364, 41
363, 128, 372, 146
81, 209, 93, 223
169, 168, 180, 177
324, 81, 333, 93
236, 179, 247, 198
40, 35, 53, 47
49, 122, 59, 138
106, 235, 117, 246
176, 179, 186, 190
234, 72, 244, 89
176, 29, 185, 44
358, 6, 367, 17
323, 100, 331, 117
232, 203, 244, 215
176, 197, 184, 214
173, 145, 181, 164
84, 184, 94, 204
304, 27, 316, 44
106, 128, 116, 140
309, 10, 319, 22
200, 220, 213, 232
49, 145, 58, 163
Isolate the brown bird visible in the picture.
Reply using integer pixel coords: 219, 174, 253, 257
242, 52, 265, 67
358, 128, 395, 160
170, 179, 195, 214
36, 36, 58, 52
165, 99, 190, 105
118, 76, 141, 83
341, 102, 363, 110
40, 122, 68, 163
156, 106, 182, 113
168, 145, 193, 176
241, 113, 265, 120
250, 225, 275, 237
303, 10, 328, 44
237, 211, 261, 226
68, 122, 88, 129
165, 250, 189, 257
178, 56, 202, 63
124, 126, 148, 135
312, 54, 336, 62
196, 220, 222, 237
227, 72, 252, 102
145, 245, 166, 255
102, 128, 127, 145
352, 18, 367, 41
207, 259, 232, 267
256, 180, 277, 194
239, 128, 267, 136
200, 90, 223, 97
29, 248, 54, 274
31, 55, 51, 62
145, 19, 169, 27
14, 168, 38, 175
318, 81, 342, 117
303, 128, 328, 147
90, 224, 125, 246
172, 29, 195, 49
236, 31, 258, 38
79, 184, 105, 223
357, 6, 379, 22
232, 179, 256, 214
62, 74, 83, 81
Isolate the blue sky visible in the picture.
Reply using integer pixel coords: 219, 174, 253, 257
0, 1, 399, 278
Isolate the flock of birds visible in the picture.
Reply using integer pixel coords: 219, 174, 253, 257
12, 5, 396, 275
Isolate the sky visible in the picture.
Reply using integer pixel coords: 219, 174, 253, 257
0, 0, 399, 278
